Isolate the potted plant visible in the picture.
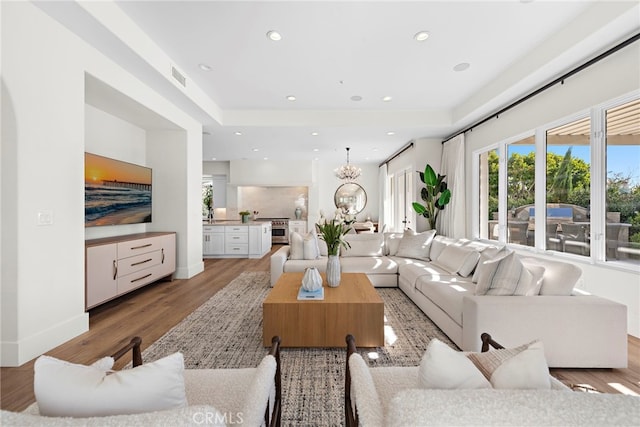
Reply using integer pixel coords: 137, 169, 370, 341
412, 163, 452, 231
239, 210, 251, 223
316, 220, 352, 287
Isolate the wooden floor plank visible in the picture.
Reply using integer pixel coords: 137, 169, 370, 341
1, 246, 638, 412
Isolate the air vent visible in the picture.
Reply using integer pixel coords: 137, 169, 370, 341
171, 65, 186, 87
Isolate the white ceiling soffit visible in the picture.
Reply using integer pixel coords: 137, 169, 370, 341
35, 1, 640, 163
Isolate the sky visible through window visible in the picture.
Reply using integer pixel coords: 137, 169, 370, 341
508, 145, 640, 185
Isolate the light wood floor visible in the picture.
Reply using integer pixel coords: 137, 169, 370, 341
2, 246, 639, 412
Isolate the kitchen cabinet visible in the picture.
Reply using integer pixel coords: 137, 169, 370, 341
289, 220, 307, 235
203, 225, 224, 255
203, 222, 271, 258
85, 232, 176, 310
249, 222, 272, 258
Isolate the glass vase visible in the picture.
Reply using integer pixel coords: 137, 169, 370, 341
326, 254, 341, 287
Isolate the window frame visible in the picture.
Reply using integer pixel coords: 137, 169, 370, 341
472, 90, 640, 273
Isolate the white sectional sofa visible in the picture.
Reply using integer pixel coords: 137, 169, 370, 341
270, 231, 628, 368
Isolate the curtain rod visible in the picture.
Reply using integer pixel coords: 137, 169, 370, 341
442, 32, 640, 144
379, 141, 414, 167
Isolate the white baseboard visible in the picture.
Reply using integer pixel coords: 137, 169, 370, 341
175, 260, 204, 279
1, 312, 88, 367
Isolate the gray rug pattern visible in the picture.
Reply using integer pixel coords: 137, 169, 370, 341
141, 271, 454, 426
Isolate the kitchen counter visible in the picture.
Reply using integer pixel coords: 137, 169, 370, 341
203, 220, 273, 225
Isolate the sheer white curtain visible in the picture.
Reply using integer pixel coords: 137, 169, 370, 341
378, 163, 390, 232
438, 134, 466, 238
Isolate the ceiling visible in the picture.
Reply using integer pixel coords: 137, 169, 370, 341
37, 1, 640, 164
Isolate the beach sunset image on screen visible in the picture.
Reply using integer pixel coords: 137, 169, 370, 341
84, 152, 152, 227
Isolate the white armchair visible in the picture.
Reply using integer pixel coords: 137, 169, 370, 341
2, 336, 282, 427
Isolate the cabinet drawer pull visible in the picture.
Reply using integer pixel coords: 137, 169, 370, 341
162, 248, 165, 264
131, 258, 152, 267
113, 260, 118, 280
131, 273, 152, 283
131, 243, 152, 250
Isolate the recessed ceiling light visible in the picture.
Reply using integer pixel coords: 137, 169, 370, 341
387, 131, 395, 136
211, 157, 217, 160
263, 157, 269, 160
351, 95, 363, 102
313, 148, 319, 152
453, 62, 471, 72
266, 30, 282, 41
198, 63, 212, 71
382, 96, 392, 102
234, 131, 242, 136
286, 95, 296, 101
311, 131, 319, 136
373, 148, 378, 152
414, 31, 430, 42
252, 148, 259, 152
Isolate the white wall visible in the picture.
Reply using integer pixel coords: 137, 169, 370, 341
84, 105, 148, 239
1, 2, 203, 366
464, 42, 640, 337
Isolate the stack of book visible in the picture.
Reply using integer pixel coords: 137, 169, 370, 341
297, 286, 324, 300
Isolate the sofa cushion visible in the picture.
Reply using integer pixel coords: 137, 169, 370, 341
342, 233, 385, 257
341, 256, 398, 275
395, 229, 436, 260
428, 235, 461, 260
415, 275, 475, 326
472, 246, 504, 283
467, 341, 551, 389
396, 258, 446, 287
475, 251, 544, 296
289, 231, 304, 260
418, 339, 491, 389
383, 232, 404, 256
520, 256, 582, 296
302, 232, 321, 260
283, 258, 328, 273
34, 352, 187, 417
431, 244, 481, 277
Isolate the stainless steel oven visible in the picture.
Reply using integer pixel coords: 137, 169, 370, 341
263, 218, 289, 244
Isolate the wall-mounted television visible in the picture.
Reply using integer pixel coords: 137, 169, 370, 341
85, 152, 152, 227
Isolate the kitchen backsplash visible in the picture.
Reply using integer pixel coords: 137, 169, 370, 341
238, 186, 308, 219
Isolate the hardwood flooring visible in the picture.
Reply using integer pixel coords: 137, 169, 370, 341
2, 245, 639, 412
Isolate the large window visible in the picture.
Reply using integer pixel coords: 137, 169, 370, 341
476, 95, 639, 268
506, 137, 535, 247
545, 118, 591, 256
605, 99, 640, 264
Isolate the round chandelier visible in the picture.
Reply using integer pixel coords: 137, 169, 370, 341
334, 147, 361, 181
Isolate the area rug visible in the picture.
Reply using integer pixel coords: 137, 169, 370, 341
140, 271, 454, 426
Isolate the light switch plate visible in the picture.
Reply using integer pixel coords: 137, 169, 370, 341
37, 210, 53, 225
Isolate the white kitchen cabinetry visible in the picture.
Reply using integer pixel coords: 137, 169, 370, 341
289, 220, 307, 235
203, 222, 271, 258
249, 222, 272, 258
85, 232, 176, 310
203, 225, 224, 256
225, 225, 249, 255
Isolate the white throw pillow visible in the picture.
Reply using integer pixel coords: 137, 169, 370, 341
302, 232, 320, 260
475, 251, 544, 296
472, 247, 503, 283
289, 231, 304, 260
34, 352, 187, 417
430, 244, 481, 276
467, 341, 551, 390
384, 232, 404, 256
395, 229, 436, 260
428, 236, 458, 260
418, 339, 491, 389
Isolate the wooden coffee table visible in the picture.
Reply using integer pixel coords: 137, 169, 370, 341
263, 272, 384, 347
